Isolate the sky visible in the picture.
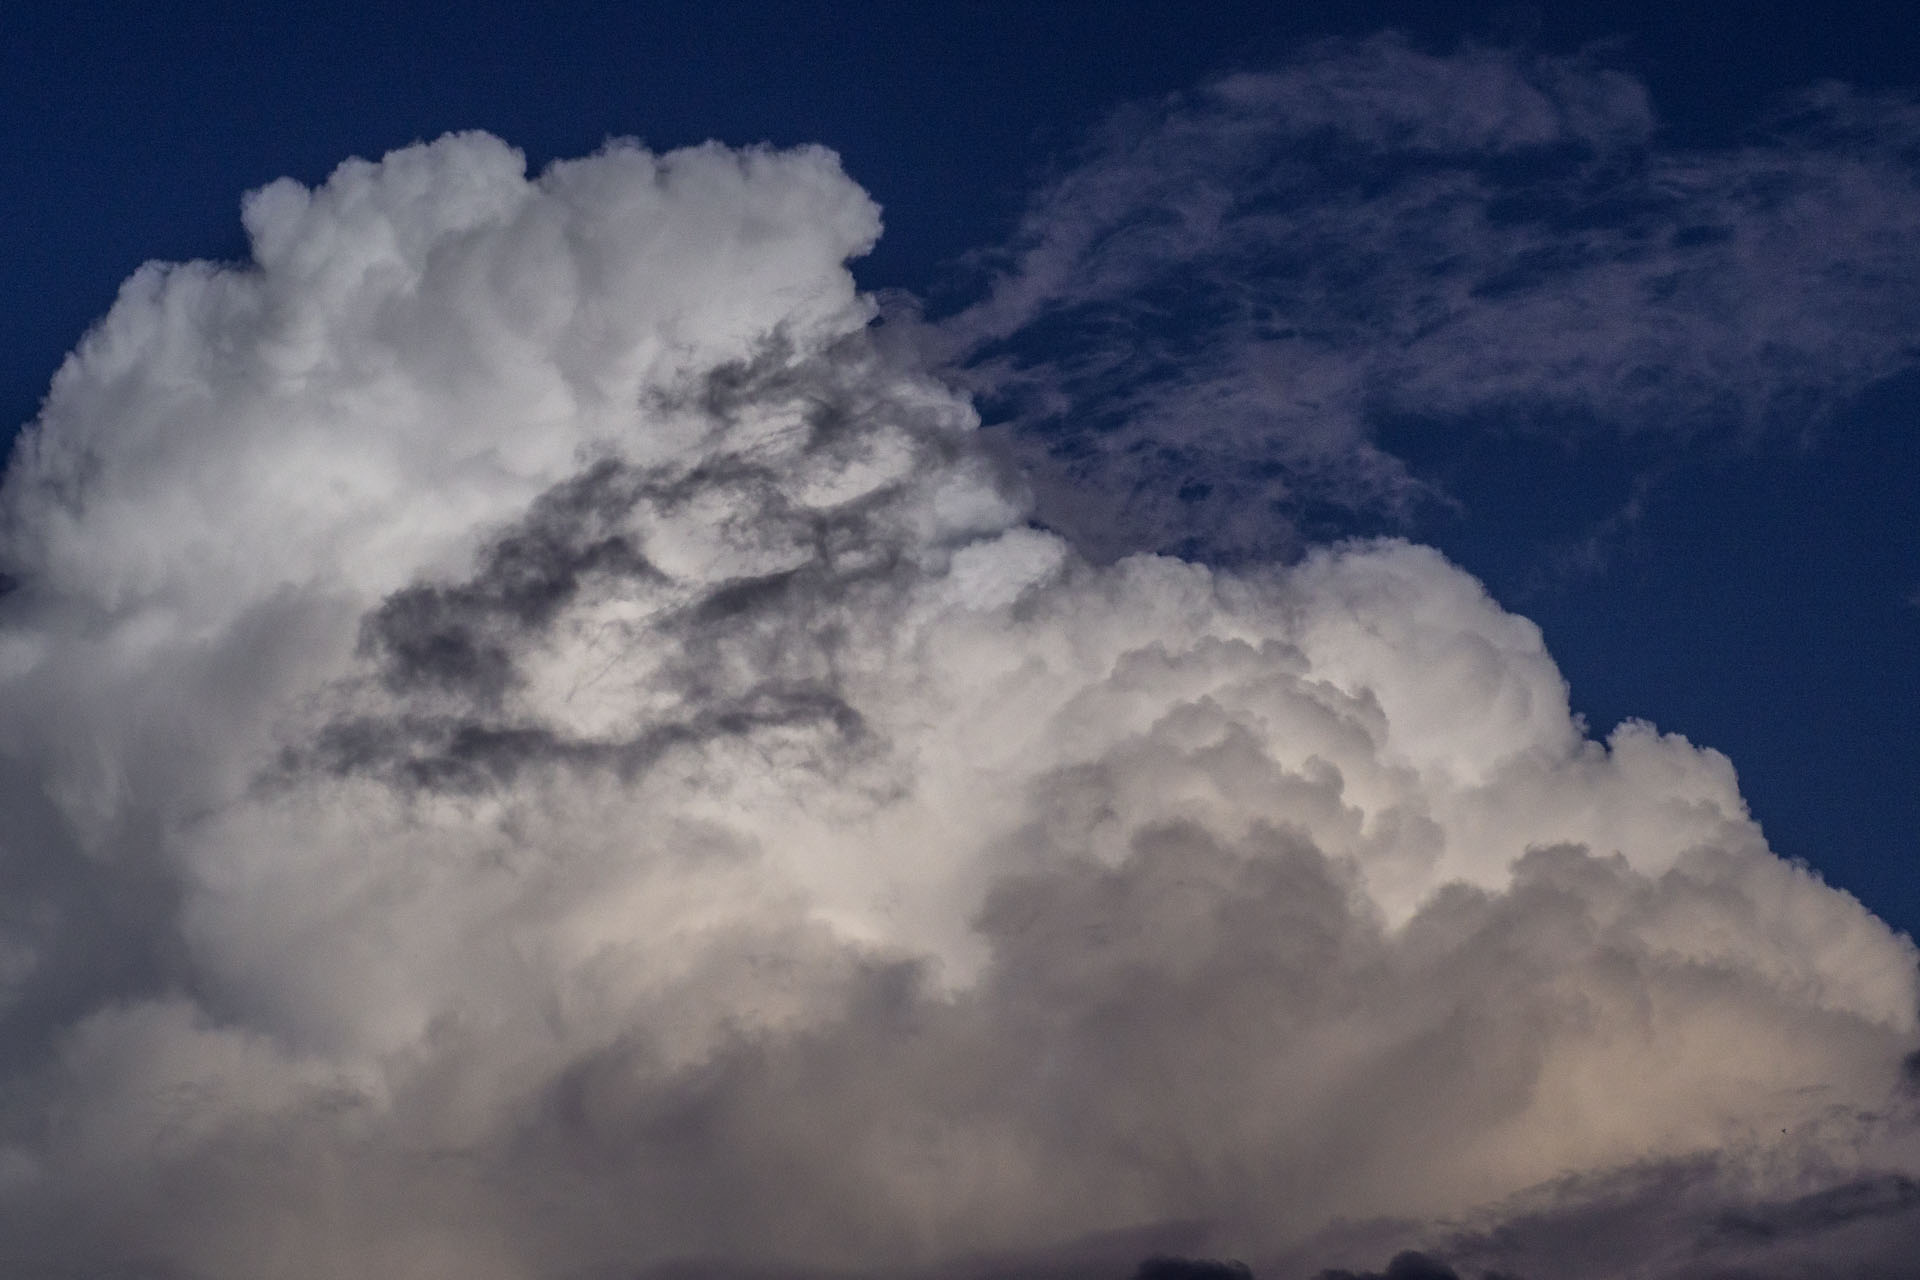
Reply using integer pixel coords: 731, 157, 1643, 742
1, 3, 1917, 1278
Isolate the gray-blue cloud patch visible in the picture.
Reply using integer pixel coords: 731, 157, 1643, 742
923, 34, 1920, 561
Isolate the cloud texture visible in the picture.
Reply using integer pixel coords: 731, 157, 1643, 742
1, 130, 1917, 1279
923, 34, 1920, 561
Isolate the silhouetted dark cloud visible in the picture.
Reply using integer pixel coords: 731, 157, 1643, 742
1316, 1251, 1468, 1280
1136, 1258, 1255, 1280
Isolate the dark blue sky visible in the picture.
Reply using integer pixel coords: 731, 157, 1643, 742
5, 0, 1916, 933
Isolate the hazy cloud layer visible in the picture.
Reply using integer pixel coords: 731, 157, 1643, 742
0, 132, 1917, 1280
918, 34, 1920, 560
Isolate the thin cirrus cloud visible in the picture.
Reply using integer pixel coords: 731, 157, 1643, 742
0, 126, 1916, 1280
918, 34, 1920, 563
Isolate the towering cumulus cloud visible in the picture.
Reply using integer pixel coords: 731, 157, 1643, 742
0, 132, 1916, 1279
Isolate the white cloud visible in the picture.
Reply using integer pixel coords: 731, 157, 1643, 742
0, 131, 1914, 1280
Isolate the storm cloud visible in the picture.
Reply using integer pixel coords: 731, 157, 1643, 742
0, 124, 1916, 1280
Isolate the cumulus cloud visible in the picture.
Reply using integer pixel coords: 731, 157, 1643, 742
0, 130, 1916, 1280
913, 34, 1920, 561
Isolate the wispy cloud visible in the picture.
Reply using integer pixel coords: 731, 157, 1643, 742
919, 34, 1920, 562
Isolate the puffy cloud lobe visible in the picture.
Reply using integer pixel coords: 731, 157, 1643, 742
7, 131, 884, 617
919, 34, 1920, 561
0, 133, 1915, 1280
